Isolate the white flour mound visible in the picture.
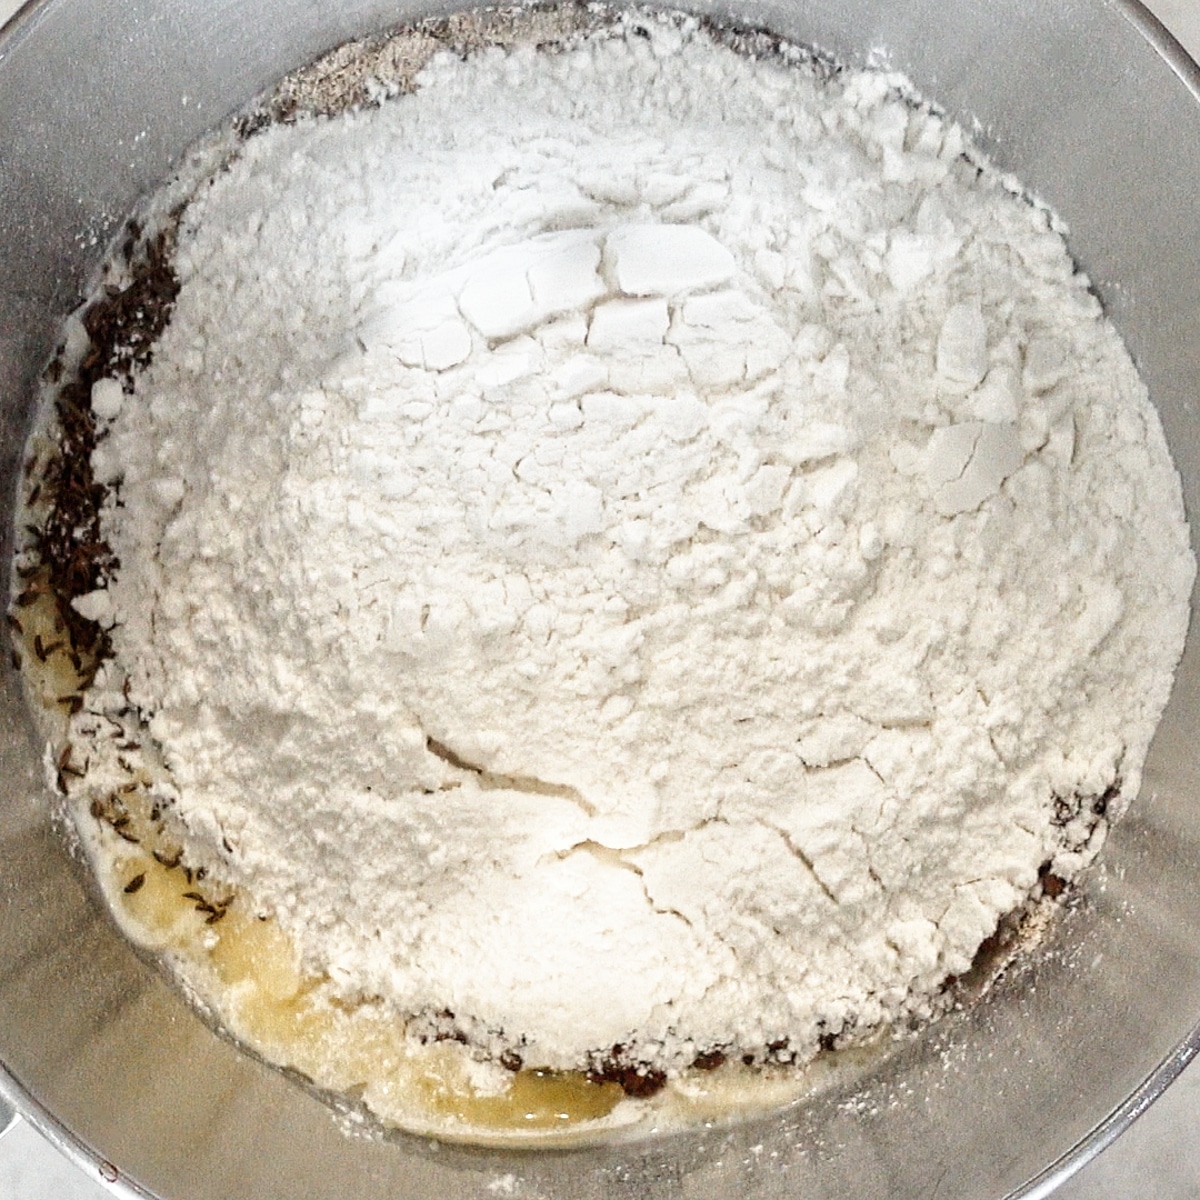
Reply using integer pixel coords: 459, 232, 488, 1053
67, 13, 1194, 1073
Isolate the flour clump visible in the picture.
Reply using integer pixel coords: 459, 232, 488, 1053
29, 8, 1194, 1108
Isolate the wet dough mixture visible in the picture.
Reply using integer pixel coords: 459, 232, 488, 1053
12, 6, 1194, 1139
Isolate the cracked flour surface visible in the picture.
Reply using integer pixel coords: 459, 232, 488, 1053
64, 13, 1194, 1074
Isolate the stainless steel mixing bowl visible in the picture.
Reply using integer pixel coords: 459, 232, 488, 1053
1, 0, 1200, 1196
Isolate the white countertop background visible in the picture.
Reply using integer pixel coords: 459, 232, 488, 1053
1, 0, 1198, 1195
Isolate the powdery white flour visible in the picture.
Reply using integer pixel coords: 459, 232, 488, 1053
58, 12, 1194, 1076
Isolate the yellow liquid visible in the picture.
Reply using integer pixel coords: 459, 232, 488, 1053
12, 556, 637, 1141
105, 841, 630, 1139
15, 558, 864, 1143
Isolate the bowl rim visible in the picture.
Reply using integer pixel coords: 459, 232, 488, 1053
1, 0, 1199, 1196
